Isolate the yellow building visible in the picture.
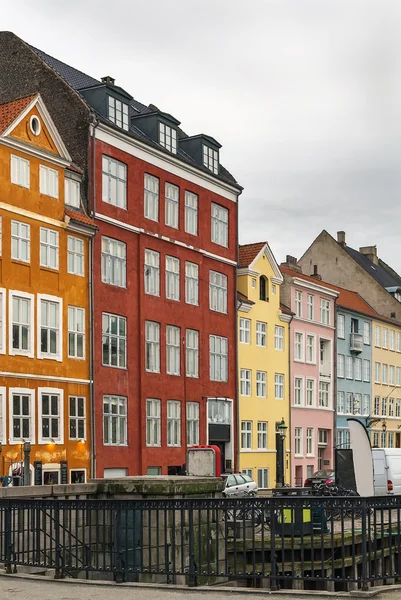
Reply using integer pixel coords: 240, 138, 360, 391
237, 242, 291, 489
371, 317, 401, 447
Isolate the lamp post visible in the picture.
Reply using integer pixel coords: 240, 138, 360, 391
278, 418, 288, 487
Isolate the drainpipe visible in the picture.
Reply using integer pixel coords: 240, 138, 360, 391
89, 115, 99, 479
235, 201, 240, 473
333, 299, 338, 476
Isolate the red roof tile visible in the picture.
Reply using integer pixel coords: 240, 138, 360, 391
237, 290, 254, 304
65, 209, 96, 228
239, 242, 266, 268
0, 94, 37, 134
280, 303, 294, 315
280, 265, 401, 325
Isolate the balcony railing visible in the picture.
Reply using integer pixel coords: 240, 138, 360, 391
350, 332, 363, 353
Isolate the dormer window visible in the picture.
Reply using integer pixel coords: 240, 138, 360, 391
159, 122, 177, 153
107, 96, 129, 131
203, 145, 219, 174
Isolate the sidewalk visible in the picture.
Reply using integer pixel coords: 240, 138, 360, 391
2, 573, 401, 600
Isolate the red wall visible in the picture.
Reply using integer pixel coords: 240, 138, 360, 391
92, 138, 238, 476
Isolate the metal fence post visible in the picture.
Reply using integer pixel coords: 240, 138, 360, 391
188, 508, 197, 587
54, 500, 63, 579
4, 500, 12, 574
360, 497, 369, 592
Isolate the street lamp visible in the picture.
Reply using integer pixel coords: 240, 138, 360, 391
278, 418, 288, 487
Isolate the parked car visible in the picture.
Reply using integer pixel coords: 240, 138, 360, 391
304, 469, 335, 487
372, 448, 401, 495
222, 473, 258, 496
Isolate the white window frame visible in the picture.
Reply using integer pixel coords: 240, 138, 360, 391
241, 421, 252, 450
144, 249, 160, 296
320, 298, 330, 325
185, 262, 198, 305
144, 173, 159, 221
355, 358, 362, 381
307, 294, 314, 320
390, 365, 395, 385
257, 421, 268, 450
240, 369, 251, 396
375, 326, 381, 347
294, 377, 304, 406
167, 400, 181, 447
306, 334, 316, 363
40, 227, 59, 270
396, 332, 401, 352
306, 378, 315, 407
383, 328, 388, 349
107, 96, 129, 130
375, 362, 381, 383
102, 312, 126, 369
186, 329, 199, 378
145, 321, 160, 373
166, 256, 180, 301
319, 381, 330, 408
68, 306, 85, 360
67, 236, 84, 276
102, 155, 127, 209
295, 290, 302, 317
256, 321, 267, 347
363, 359, 370, 382
274, 325, 284, 350
159, 122, 177, 153
146, 398, 161, 447
364, 322, 371, 345
101, 236, 126, 288
256, 371, 266, 398
165, 182, 179, 229
390, 329, 395, 351
11, 220, 30, 263
69, 395, 86, 441
11, 154, 30, 188
209, 271, 228, 313
306, 428, 314, 457
103, 395, 127, 446
209, 335, 228, 382
0, 288, 6, 355
337, 354, 345, 378
275, 373, 284, 399
166, 325, 181, 376
9, 387, 35, 444
203, 145, 219, 174
186, 402, 199, 446
39, 164, 59, 198
37, 294, 63, 362
383, 363, 388, 384
337, 391, 345, 414
240, 318, 251, 344
294, 427, 303, 457
38, 387, 64, 444
294, 331, 304, 362
65, 177, 80, 208
184, 191, 198, 235
0, 387, 6, 444
211, 203, 228, 247
337, 314, 345, 339
346, 356, 353, 380
9, 290, 35, 358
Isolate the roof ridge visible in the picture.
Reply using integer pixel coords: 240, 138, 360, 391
0, 92, 37, 108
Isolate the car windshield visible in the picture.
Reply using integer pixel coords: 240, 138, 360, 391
242, 475, 253, 483
312, 470, 334, 478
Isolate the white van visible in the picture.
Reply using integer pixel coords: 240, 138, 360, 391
372, 448, 401, 495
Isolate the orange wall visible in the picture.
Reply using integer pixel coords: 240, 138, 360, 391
0, 106, 91, 479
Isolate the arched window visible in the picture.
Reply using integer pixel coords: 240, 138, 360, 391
260, 276, 268, 301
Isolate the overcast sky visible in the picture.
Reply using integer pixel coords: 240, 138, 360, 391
4, 1, 401, 270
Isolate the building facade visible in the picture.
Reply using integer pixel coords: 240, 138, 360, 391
335, 290, 375, 448
0, 94, 95, 483
280, 259, 337, 486
371, 317, 401, 448
237, 243, 291, 489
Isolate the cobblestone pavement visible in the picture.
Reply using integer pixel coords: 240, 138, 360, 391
2, 575, 401, 600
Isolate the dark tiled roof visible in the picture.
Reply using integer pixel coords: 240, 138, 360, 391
238, 242, 266, 268
0, 94, 36, 134
344, 246, 401, 290
30, 46, 100, 90
29, 45, 240, 188
237, 291, 254, 305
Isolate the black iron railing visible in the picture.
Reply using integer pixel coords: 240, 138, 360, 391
0, 495, 401, 591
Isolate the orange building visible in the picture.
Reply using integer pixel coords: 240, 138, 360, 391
0, 94, 95, 484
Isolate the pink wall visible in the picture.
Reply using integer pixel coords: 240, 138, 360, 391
288, 282, 336, 486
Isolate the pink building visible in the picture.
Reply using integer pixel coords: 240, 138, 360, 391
281, 259, 338, 486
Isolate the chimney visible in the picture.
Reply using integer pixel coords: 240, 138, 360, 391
281, 255, 302, 273
391, 312, 396, 319
310, 264, 322, 281
359, 245, 378, 265
101, 75, 115, 85
337, 231, 346, 247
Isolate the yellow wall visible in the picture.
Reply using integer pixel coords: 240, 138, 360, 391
371, 319, 401, 448
0, 103, 91, 481
238, 248, 291, 488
